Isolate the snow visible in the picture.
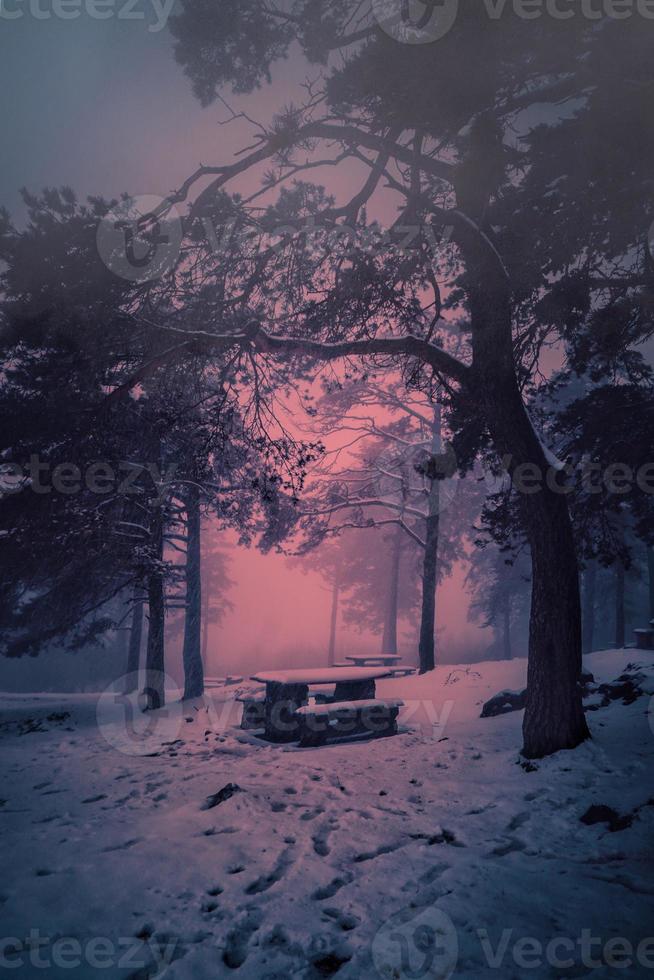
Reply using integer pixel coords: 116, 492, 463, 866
251, 668, 392, 685
2, 649, 653, 979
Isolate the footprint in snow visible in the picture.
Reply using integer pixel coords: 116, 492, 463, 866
311, 873, 353, 901
222, 909, 263, 969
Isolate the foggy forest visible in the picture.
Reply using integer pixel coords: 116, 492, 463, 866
1, 2, 654, 978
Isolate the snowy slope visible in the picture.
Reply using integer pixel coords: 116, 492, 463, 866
1, 649, 653, 979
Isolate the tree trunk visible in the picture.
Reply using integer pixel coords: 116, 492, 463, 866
472, 382, 588, 756
201, 581, 210, 662
582, 561, 596, 655
144, 505, 165, 711
418, 405, 441, 674
124, 590, 144, 693
327, 577, 339, 666
182, 483, 204, 700
502, 595, 512, 660
648, 547, 654, 622
615, 562, 625, 648
381, 524, 402, 655
464, 240, 589, 758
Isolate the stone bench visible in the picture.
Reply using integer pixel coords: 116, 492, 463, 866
634, 628, 654, 650
295, 698, 404, 747
236, 693, 266, 730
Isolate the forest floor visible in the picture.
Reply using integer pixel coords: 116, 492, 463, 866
2, 648, 654, 979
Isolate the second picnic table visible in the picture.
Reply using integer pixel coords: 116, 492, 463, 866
344, 654, 403, 668
250, 666, 391, 742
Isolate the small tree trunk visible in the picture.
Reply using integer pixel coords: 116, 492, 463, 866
502, 596, 512, 660
124, 590, 144, 692
418, 406, 442, 674
327, 577, 339, 666
144, 506, 165, 711
182, 483, 204, 700
201, 583, 210, 661
615, 562, 626, 648
381, 524, 402, 655
582, 561, 596, 655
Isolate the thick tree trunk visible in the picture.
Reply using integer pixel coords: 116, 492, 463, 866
521, 469, 589, 757
614, 562, 625, 649
465, 248, 589, 757
144, 506, 165, 711
418, 406, 441, 674
502, 596, 512, 660
582, 561, 596, 655
124, 590, 144, 692
327, 577, 339, 666
648, 548, 654, 621
182, 483, 204, 700
381, 524, 402, 655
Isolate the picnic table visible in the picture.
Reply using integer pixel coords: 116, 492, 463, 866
250, 667, 392, 742
344, 654, 402, 668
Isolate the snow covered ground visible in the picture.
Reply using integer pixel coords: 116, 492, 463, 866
2, 649, 654, 979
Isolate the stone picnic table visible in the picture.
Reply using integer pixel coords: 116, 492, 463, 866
250, 667, 392, 742
344, 654, 403, 668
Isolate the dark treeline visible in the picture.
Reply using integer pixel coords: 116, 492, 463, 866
1, 4, 654, 758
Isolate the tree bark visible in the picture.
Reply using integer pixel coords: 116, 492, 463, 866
614, 562, 626, 649
124, 590, 144, 693
144, 505, 166, 711
381, 523, 402, 655
418, 406, 441, 674
182, 483, 205, 700
582, 561, 596, 655
463, 227, 589, 758
327, 577, 339, 666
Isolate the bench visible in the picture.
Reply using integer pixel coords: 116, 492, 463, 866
295, 698, 404, 747
236, 693, 266, 730
388, 667, 417, 677
634, 628, 654, 650
205, 675, 244, 689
